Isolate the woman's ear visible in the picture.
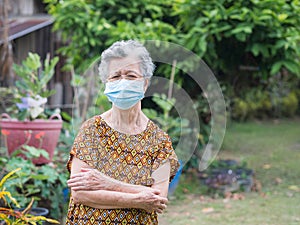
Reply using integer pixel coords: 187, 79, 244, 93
144, 79, 149, 92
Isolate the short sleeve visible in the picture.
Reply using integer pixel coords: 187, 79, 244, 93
66, 117, 96, 173
151, 134, 180, 182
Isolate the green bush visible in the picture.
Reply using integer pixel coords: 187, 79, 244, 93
295, 89, 300, 114
281, 92, 299, 117
232, 98, 249, 121
231, 88, 299, 120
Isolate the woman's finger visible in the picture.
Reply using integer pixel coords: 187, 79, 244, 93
160, 203, 167, 210
67, 177, 86, 186
70, 173, 85, 179
68, 180, 88, 190
71, 185, 84, 191
156, 209, 163, 214
155, 196, 168, 204
68, 176, 84, 183
67, 180, 80, 187
160, 199, 168, 205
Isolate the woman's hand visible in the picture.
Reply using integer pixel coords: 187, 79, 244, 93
135, 189, 168, 214
68, 168, 112, 191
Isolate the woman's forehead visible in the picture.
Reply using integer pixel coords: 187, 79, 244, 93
108, 57, 141, 74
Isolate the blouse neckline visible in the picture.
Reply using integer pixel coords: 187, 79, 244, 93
96, 115, 152, 136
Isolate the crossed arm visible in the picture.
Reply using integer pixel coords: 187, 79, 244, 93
68, 157, 171, 213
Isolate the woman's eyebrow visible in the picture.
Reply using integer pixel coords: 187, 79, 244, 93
124, 70, 140, 74
111, 69, 141, 76
125, 70, 143, 76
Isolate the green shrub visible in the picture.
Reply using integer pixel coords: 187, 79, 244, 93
232, 98, 248, 121
295, 89, 300, 114
281, 92, 299, 117
231, 88, 299, 120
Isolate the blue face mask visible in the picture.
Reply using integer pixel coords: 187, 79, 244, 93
104, 79, 145, 110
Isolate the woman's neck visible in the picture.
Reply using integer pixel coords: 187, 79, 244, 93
103, 102, 148, 134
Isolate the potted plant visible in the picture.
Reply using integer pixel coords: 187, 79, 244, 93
0, 148, 68, 221
0, 52, 62, 165
0, 168, 59, 225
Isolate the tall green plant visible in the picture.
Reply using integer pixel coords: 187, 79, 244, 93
7, 52, 59, 120
13, 53, 58, 99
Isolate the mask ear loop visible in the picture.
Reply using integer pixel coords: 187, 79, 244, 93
143, 79, 149, 92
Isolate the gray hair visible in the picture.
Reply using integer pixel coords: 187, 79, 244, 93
98, 40, 155, 83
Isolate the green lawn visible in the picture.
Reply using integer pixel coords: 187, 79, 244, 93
159, 118, 300, 225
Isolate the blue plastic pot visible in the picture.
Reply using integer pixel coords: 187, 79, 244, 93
168, 160, 184, 196
14, 207, 49, 225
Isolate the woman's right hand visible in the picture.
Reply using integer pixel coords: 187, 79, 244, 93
135, 188, 168, 214
68, 168, 111, 191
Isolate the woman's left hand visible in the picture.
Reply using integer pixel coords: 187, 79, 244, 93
68, 168, 111, 191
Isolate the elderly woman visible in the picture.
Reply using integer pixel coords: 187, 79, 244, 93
65, 40, 179, 225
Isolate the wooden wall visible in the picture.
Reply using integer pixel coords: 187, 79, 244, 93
0, 0, 74, 114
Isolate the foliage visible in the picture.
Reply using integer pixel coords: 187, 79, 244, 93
0, 88, 14, 114
44, 0, 176, 72
0, 148, 68, 220
230, 76, 299, 120
45, 0, 300, 122
143, 93, 195, 163
173, 0, 300, 80
0, 168, 59, 224
55, 117, 78, 163
4, 52, 59, 120
180, 93, 212, 170
86, 83, 111, 119
280, 92, 298, 117
56, 64, 111, 164
45, 0, 300, 81
71, 64, 111, 123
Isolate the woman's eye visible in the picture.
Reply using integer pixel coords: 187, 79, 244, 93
127, 74, 139, 78
111, 75, 121, 79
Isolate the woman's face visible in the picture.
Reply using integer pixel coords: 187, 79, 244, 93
107, 57, 143, 82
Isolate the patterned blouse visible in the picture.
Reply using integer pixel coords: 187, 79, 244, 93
66, 115, 179, 225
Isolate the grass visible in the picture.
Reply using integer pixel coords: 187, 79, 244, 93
159, 118, 300, 225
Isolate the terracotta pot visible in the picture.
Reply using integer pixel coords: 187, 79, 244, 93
0, 113, 62, 165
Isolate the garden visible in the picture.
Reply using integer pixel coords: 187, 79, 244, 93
0, 0, 300, 224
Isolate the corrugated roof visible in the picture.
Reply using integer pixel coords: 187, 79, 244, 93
0, 16, 53, 44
